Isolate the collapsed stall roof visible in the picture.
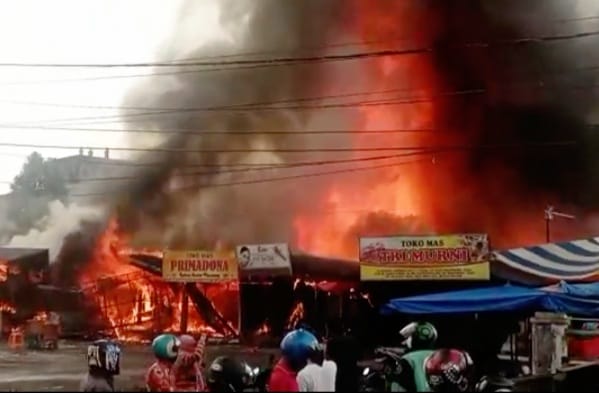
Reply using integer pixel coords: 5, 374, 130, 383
289, 251, 358, 281
128, 251, 360, 282
0, 247, 49, 270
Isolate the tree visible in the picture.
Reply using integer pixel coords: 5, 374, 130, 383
6, 152, 69, 234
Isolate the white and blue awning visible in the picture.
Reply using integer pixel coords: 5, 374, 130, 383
493, 237, 599, 282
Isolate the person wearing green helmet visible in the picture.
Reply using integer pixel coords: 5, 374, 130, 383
145, 333, 181, 392
393, 321, 439, 392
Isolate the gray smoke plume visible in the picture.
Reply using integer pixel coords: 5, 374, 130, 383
115, 0, 356, 249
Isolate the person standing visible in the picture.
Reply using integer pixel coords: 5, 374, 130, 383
320, 342, 337, 392
80, 339, 121, 392
297, 344, 324, 391
268, 329, 319, 392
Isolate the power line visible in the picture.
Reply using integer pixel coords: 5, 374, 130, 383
1, 30, 599, 69
0, 86, 428, 112
9, 89, 483, 127
2, 141, 577, 187
45, 150, 445, 183
0, 24, 598, 87
0, 124, 438, 135
0, 140, 576, 154
0, 150, 445, 186
6, 75, 599, 114
12, 74, 599, 128
70, 158, 431, 197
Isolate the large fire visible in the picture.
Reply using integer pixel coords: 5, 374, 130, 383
78, 218, 233, 341
293, 3, 565, 259
294, 8, 441, 259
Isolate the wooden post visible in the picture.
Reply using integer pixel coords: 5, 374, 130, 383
180, 284, 189, 333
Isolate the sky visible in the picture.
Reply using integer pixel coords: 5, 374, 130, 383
0, 0, 224, 194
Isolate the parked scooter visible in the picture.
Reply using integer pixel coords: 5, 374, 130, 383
474, 375, 515, 392
359, 346, 406, 392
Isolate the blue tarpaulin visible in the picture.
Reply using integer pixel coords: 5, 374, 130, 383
381, 283, 599, 316
544, 281, 599, 298
380, 284, 546, 315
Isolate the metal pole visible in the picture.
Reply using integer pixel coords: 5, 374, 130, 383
546, 217, 550, 243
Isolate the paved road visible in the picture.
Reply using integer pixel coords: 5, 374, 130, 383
0, 341, 277, 391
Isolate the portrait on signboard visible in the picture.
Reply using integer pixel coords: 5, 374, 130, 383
238, 246, 251, 269
460, 234, 490, 262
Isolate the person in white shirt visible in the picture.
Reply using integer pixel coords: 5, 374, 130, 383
297, 344, 325, 392
320, 342, 337, 392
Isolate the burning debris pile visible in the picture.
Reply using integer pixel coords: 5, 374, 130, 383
76, 219, 239, 341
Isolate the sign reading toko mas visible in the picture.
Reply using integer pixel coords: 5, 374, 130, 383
359, 234, 490, 281
162, 250, 238, 283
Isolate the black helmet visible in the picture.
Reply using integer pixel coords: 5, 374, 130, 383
87, 339, 121, 375
206, 356, 247, 392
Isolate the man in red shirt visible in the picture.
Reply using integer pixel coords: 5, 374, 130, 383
269, 356, 299, 392
268, 329, 319, 392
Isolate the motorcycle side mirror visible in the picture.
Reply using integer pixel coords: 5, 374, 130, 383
253, 367, 260, 375
363, 367, 370, 376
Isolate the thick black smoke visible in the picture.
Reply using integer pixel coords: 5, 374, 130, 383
116, 0, 353, 248
424, 0, 599, 241
98, 0, 599, 254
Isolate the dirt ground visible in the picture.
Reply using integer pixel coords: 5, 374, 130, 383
0, 340, 277, 391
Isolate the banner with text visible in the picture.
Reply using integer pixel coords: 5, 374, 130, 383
162, 250, 238, 283
359, 234, 490, 281
236, 243, 292, 278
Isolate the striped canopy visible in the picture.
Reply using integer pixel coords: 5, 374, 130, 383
493, 237, 599, 282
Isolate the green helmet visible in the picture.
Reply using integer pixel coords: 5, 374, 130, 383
412, 322, 438, 349
151, 334, 180, 360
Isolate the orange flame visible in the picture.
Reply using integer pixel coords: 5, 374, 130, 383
256, 321, 271, 336
0, 301, 15, 314
0, 263, 7, 282
79, 218, 235, 342
286, 302, 305, 330
32, 311, 48, 321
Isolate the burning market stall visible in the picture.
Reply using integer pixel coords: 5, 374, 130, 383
71, 219, 241, 342
80, 251, 240, 342
119, 243, 363, 342
0, 247, 85, 350
234, 244, 362, 341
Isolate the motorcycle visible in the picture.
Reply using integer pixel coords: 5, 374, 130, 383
360, 347, 406, 392
474, 375, 515, 392
248, 365, 271, 391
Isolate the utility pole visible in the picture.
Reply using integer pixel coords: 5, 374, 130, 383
544, 206, 576, 242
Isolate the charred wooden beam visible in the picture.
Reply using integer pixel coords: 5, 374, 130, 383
130, 255, 236, 336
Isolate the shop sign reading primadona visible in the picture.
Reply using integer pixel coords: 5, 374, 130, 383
162, 250, 238, 283
359, 234, 490, 281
